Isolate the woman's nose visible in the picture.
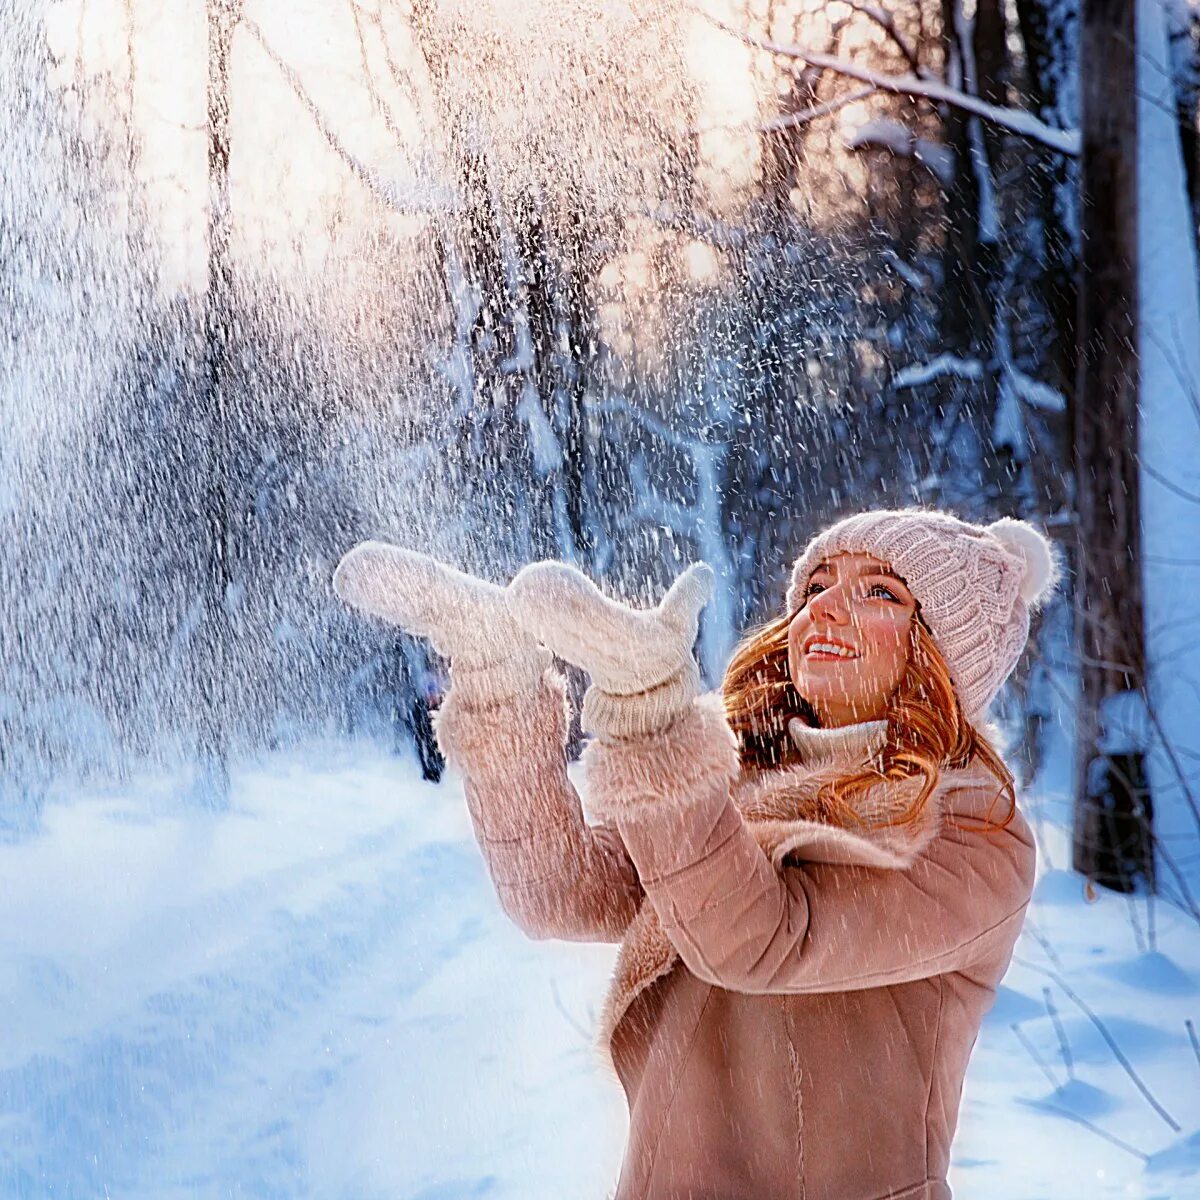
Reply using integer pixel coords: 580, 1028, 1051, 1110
808, 583, 849, 624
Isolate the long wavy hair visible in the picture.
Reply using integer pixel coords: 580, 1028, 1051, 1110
722, 609, 1016, 835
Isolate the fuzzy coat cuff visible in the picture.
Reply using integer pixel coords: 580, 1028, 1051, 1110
433, 665, 571, 802
581, 691, 740, 827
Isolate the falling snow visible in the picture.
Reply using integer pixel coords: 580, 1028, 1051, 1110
2, 0, 1198, 1195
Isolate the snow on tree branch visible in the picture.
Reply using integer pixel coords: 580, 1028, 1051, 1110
757, 85, 878, 133
701, 12, 1082, 157
1010, 366, 1066, 413
844, 117, 955, 186
891, 354, 984, 389
881, 248, 931, 292
597, 396, 694, 452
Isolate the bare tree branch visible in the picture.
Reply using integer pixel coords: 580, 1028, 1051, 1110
242, 16, 450, 216
1042, 986, 1075, 1080
1009, 1023, 1061, 1090
1012, 954, 1181, 1131
842, 0, 927, 77
350, 0, 408, 149
1026, 1100, 1150, 1161
1139, 459, 1200, 504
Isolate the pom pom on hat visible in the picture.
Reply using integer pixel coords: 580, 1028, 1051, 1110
987, 518, 1060, 608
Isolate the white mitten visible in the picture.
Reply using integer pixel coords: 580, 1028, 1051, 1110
332, 541, 550, 700
506, 561, 713, 739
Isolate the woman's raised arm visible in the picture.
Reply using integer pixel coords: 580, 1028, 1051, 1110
435, 665, 644, 943
583, 696, 1036, 993
333, 541, 643, 944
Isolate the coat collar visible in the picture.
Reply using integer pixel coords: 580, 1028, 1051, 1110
786, 716, 888, 770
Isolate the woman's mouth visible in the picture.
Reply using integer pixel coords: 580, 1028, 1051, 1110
803, 637, 859, 660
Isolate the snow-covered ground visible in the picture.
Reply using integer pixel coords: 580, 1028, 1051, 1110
1, 734, 1197, 1199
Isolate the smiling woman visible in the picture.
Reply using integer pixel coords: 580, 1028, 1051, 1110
787, 552, 919, 726
333, 505, 1061, 1200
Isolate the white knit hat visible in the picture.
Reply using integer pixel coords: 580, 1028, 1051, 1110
786, 509, 1060, 723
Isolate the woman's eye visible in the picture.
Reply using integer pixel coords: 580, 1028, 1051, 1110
806, 578, 902, 600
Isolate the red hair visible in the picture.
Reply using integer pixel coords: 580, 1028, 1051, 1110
721, 611, 1016, 834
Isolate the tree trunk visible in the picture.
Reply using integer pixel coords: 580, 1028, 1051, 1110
1013, 0, 1079, 407
1071, 0, 1154, 892
1136, 0, 1200, 914
933, 0, 999, 505
939, 0, 985, 355
194, 0, 241, 807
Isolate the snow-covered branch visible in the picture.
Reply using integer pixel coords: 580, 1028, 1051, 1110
757, 85, 877, 133
891, 354, 984, 389
893, 344, 1063, 463
597, 396, 698, 452
628, 455, 693, 531
844, 117, 955, 186
701, 13, 1081, 157
881, 248, 931, 292
1009, 365, 1066, 413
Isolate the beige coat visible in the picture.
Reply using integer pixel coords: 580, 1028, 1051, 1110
435, 670, 1037, 1200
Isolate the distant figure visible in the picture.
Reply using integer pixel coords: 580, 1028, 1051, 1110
390, 637, 444, 783
333, 510, 1058, 1200
409, 664, 445, 783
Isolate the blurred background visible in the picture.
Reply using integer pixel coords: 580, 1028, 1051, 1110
2, 1, 1198, 1196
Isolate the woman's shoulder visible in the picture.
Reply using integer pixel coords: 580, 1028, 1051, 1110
733, 746, 1034, 868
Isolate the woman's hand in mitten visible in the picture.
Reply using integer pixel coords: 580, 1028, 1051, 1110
332, 541, 550, 699
505, 561, 714, 738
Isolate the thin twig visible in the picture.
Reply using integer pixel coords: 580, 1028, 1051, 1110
371, 4, 426, 114
1022, 919, 1065, 972
1125, 886, 1148, 953
1043, 986, 1075, 1081
242, 16, 447, 216
842, 0, 926, 76
755, 85, 878, 133
1138, 689, 1200, 842
1139, 459, 1200, 504
1143, 321, 1200, 430
1011, 1022, 1061, 1090
1187, 1019, 1200, 1072
350, 0, 410, 148
1012, 955, 1181, 1131
1033, 1104, 1151, 1162
549, 977, 592, 1045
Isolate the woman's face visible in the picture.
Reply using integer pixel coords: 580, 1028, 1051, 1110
786, 552, 918, 727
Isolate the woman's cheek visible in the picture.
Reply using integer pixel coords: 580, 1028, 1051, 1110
882, 628, 910, 692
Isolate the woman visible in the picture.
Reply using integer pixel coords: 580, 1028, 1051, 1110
333, 508, 1058, 1200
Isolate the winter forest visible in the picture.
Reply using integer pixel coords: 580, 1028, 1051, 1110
2, 0, 1199, 1195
